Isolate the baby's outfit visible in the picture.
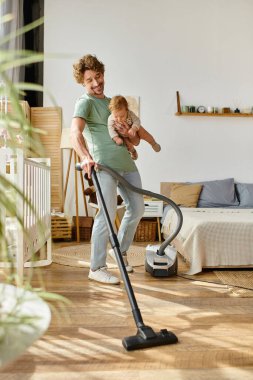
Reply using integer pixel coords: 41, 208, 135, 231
108, 110, 161, 160
108, 110, 140, 139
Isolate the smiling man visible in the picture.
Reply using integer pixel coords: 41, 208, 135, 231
70, 54, 144, 285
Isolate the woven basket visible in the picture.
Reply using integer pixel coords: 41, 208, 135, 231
51, 215, 72, 240
134, 218, 157, 242
72, 216, 93, 241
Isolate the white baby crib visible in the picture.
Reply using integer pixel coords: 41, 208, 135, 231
0, 148, 52, 280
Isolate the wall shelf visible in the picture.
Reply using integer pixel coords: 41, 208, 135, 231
175, 91, 253, 117
175, 112, 253, 117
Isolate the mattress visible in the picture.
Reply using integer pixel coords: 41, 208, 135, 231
162, 207, 253, 274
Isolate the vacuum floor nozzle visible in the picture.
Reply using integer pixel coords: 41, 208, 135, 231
122, 325, 178, 351
82, 165, 181, 351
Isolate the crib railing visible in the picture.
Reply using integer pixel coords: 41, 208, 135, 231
0, 149, 52, 280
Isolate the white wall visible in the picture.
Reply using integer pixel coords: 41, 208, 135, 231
44, 0, 253, 215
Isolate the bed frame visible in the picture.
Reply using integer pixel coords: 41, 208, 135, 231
0, 148, 51, 280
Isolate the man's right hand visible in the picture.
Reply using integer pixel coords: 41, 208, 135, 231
80, 156, 97, 178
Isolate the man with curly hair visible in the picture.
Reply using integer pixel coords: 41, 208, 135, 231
70, 54, 144, 285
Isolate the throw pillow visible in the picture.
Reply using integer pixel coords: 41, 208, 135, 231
160, 182, 182, 198
235, 183, 253, 207
170, 183, 203, 207
197, 178, 239, 208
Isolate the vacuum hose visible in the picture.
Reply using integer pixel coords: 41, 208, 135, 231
76, 163, 183, 255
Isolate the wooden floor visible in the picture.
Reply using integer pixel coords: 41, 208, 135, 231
1, 242, 253, 379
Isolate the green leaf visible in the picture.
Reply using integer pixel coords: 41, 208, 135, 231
0, 54, 44, 72
36, 291, 72, 305
0, 17, 44, 47
0, 9, 71, 314
0, 13, 13, 24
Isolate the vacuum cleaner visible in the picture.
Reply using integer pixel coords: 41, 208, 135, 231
76, 163, 183, 351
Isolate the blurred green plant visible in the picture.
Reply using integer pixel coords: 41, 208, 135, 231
0, 3, 70, 357
0, 7, 46, 270
0, 11, 46, 153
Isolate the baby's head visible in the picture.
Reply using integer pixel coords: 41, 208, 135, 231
109, 95, 128, 123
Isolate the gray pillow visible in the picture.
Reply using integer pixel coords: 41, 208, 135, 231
235, 183, 253, 207
197, 178, 239, 208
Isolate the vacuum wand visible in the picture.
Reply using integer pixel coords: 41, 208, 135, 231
76, 163, 181, 350
90, 166, 144, 327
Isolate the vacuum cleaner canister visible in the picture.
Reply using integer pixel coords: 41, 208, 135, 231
145, 244, 178, 277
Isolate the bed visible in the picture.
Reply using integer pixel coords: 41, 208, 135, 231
162, 207, 253, 274
0, 148, 52, 280
160, 178, 253, 274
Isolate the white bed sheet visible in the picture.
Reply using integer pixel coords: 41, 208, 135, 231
162, 207, 253, 274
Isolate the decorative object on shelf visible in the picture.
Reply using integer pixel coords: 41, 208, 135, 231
176, 90, 181, 114
234, 108, 240, 113
242, 107, 251, 114
207, 106, 214, 113
197, 106, 206, 113
175, 92, 253, 117
181, 105, 189, 113
189, 106, 196, 113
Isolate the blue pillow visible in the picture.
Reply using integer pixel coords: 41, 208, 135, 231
235, 183, 253, 207
197, 178, 239, 208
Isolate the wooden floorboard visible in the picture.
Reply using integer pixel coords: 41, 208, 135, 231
1, 242, 253, 379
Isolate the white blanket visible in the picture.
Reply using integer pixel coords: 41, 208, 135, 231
162, 208, 253, 274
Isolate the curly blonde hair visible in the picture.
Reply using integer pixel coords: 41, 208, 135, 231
73, 54, 105, 84
109, 95, 129, 112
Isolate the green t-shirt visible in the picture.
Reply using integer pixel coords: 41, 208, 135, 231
73, 93, 137, 172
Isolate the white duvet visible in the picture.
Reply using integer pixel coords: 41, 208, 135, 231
162, 208, 253, 274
